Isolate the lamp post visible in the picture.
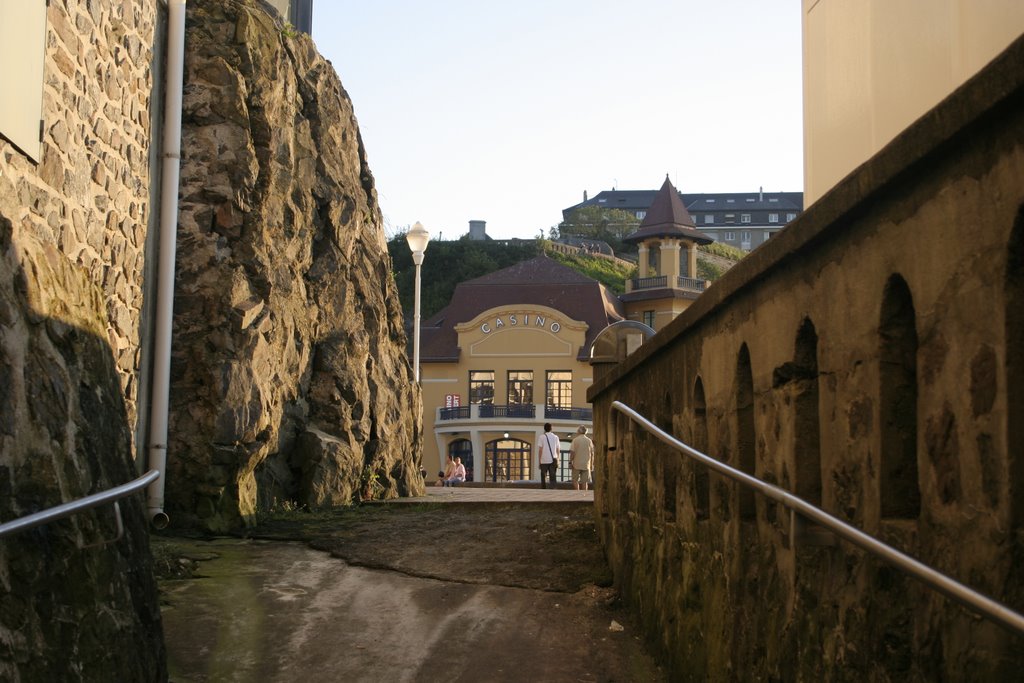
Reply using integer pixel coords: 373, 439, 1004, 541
406, 221, 431, 382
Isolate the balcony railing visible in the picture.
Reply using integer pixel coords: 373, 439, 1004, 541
479, 403, 536, 419
544, 406, 593, 421
630, 274, 708, 293
677, 276, 706, 292
630, 275, 667, 290
439, 406, 470, 420
436, 403, 593, 422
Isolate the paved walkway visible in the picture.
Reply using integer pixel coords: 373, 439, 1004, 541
408, 485, 594, 504
159, 488, 666, 682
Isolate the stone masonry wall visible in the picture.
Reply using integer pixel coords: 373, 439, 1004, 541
588, 38, 1024, 681
166, 0, 423, 531
0, 1, 165, 681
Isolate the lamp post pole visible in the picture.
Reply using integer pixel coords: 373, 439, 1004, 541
406, 222, 431, 382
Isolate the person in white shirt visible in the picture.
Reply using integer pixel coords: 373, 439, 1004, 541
537, 423, 560, 489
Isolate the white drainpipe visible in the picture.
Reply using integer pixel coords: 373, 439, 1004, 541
146, 0, 186, 529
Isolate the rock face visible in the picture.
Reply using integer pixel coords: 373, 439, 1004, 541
167, 0, 423, 531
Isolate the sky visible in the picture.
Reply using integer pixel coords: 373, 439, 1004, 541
311, 1, 804, 241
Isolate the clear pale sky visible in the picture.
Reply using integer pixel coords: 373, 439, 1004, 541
311, 1, 804, 241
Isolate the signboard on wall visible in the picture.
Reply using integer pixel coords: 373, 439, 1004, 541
445, 394, 461, 408
0, 0, 46, 162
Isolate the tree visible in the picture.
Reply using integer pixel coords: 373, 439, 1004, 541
558, 206, 640, 254
387, 237, 542, 320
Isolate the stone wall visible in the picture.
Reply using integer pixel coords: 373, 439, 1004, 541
0, 1, 165, 680
166, 0, 423, 531
588, 37, 1024, 681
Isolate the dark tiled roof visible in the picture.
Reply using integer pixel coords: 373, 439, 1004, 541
420, 256, 625, 362
563, 189, 804, 218
623, 177, 714, 245
461, 256, 595, 285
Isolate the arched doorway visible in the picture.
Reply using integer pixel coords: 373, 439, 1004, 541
447, 439, 474, 482
485, 438, 532, 482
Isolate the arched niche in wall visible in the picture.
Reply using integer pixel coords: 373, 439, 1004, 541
662, 389, 677, 521
693, 375, 710, 520
879, 274, 921, 519
1007, 206, 1024, 529
736, 344, 757, 520
793, 318, 822, 506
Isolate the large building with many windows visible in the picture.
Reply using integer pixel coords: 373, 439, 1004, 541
563, 187, 802, 251
418, 256, 624, 483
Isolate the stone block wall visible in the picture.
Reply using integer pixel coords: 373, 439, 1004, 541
0, 1, 165, 680
3, 0, 160, 428
588, 37, 1024, 681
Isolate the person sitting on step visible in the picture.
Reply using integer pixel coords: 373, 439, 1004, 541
435, 454, 455, 487
444, 457, 466, 487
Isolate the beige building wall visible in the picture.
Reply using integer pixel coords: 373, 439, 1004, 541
421, 304, 594, 481
802, 0, 1024, 204
623, 298, 692, 332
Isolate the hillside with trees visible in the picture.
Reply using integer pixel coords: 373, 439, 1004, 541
388, 236, 740, 322
388, 237, 542, 320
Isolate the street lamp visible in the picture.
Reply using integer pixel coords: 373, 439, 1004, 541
406, 221, 431, 382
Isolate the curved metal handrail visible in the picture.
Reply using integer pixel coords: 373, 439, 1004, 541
610, 400, 1024, 637
0, 469, 161, 540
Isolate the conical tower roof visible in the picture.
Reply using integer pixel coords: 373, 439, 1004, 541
623, 175, 713, 245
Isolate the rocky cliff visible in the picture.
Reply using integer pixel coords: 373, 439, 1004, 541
167, 0, 423, 531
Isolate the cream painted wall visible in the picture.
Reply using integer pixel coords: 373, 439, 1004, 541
420, 304, 594, 478
802, 0, 1024, 204
624, 298, 694, 332
0, 0, 46, 161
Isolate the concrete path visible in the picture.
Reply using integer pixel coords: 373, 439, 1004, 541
411, 486, 594, 504
160, 490, 663, 683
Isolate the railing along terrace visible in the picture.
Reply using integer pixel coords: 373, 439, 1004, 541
545, 406, 593, 421
439, 406, 471, 420
610, 400, 1024, 637
437, 404, 594, 422
631, 275, 668, 290
677, 276, 706, 292
478, 403, 535, 419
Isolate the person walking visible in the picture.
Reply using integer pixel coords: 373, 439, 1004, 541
569, 425, 594, 491
538, 423, 560, 489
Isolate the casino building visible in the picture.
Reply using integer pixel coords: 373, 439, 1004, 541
417, 177, 715, 482
418, 256, 625, 483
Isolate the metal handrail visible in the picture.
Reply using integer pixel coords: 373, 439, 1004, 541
611, 401, 1024, 637
0, 469, 160, 540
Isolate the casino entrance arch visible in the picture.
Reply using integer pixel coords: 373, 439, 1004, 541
484, 438, 532, 482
